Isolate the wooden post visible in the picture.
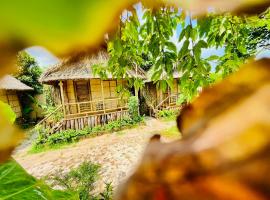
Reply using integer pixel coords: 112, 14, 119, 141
135, 64, 140, 116
77, 103, 81, 113
100, 79, 105, 114
168, 87, 171, 106
59, 81, 66, 117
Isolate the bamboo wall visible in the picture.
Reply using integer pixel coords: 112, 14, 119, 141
90, 79, 102, 100
61, 79, 128, 115
66, 80, 77, 114
0, 89, 22, 117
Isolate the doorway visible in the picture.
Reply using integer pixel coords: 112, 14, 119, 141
74, 80, 91, 112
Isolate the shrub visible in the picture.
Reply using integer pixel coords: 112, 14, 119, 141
32, 117, 144, 150
50, 161, 107, 200
157, 109, 177, 120
128, 96, 140, 121
98, 182, 113, 200
15, 51, 43, 123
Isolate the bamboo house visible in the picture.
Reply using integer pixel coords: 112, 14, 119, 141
39, 51, 146, 133
143, 70, 182, 116
0, 75, 33, 117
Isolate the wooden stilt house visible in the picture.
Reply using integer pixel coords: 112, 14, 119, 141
0, 75, 33, 118
39, 51, 146, 133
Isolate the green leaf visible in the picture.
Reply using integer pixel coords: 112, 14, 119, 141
178, 40, 189, 59
160, 80, 167, 92
0, 0, 138, 56
166, 78, 174, 89
0, 101, 16, 124
185, 25, 192, 39
191, 28, 197, 41
114, 39, 123, 57
0, 160, 79, 200
197, 40, 208, 48
193, 40, 208, 62
178, 29, 186, 42
166, 41, 177, 53
206, 55, 220, 61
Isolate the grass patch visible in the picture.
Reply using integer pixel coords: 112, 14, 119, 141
157, 110, 179, 122
30, 117, 144, 154
160, 126, 181, 139
159, 115, 177, 122
28, 142, 77, 154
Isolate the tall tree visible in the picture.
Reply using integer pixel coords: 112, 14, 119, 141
15, 51, 43, 121
107, 11, 144, 97
108, 5, 270, 103
16, 51, 42, 94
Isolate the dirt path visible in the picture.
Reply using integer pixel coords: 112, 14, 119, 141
14, 118, 177, 192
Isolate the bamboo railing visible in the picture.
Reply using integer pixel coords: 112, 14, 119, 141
155, 94, 179, 111
33, 98, 129, 134
63, 97, 128, 118
35, 105, 64, 129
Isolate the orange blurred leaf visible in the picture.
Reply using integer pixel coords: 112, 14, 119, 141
116, 59, 270, 200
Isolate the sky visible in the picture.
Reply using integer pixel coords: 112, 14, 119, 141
25, 46, 59, 68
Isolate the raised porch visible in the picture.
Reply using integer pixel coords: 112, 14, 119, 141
37, 97, 129, 134
37, 78, 129, 134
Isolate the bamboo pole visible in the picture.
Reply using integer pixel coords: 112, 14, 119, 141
168, 87, 171, 106
59, 81, 66, 118
100, 79, 105, 114
135, 63, 140, 116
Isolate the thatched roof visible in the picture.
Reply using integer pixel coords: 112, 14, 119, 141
0, 75, 33, 90
146, 68, 182, 82
40, 51, 147, 83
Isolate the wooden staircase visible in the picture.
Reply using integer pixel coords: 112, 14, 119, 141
34, 105, 65, 135
49, 119, 65, 134
149, 95, 181, 117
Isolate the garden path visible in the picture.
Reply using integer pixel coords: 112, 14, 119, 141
13, 117, 178, 193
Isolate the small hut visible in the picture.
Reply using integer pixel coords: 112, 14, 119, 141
39, 51, 146, 133
0, 75, 33, 117
143, 70, 181, 115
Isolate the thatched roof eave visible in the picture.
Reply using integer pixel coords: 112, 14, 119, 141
0, 75, 33, 91
40, 51, 147, 84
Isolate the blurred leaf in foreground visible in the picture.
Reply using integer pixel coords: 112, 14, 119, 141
116, 59, 270, 200
0, 101, 16, 124
0, 0, 137, 75
0, 159, 79, 200
0, 101, 23, 163
0, 0, 269, 76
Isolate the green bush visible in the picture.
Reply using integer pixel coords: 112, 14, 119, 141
157, 109, 177, 120
50, 161, 112, 200
98, 182, 113, 200
128, 96, 140, 121
15, 51, 43, 124
33, 117, 144, 151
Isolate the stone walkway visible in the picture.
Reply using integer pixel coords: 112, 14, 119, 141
13, 118, 177, 192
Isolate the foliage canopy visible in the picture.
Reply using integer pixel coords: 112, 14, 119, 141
108, 6, 270, 103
